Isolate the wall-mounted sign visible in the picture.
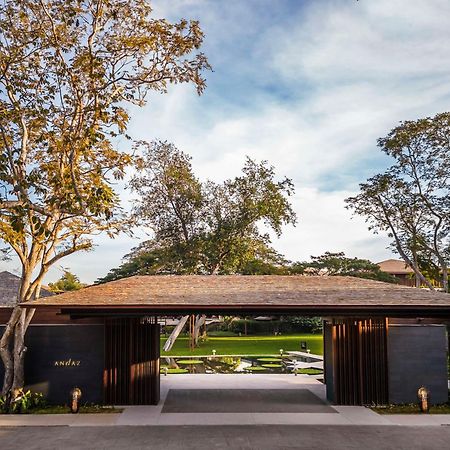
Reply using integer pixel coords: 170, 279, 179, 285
54, 358, 81, 367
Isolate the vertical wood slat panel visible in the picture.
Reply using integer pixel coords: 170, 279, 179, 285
103, 317, 160, 405
331, 317, 388, 405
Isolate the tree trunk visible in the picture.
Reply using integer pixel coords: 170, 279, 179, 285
395, 244, 435, 290
1, 306, 35, 403
193, 314, 206, 345
442, 266, 448, 293
0, 307, 21, 396
163, 315, 189, 352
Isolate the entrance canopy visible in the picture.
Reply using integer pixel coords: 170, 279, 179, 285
22, 275, 450, 318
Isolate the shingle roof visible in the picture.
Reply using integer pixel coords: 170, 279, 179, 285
22, 275, 450, 316
0, 271, 53, 307
377, 259, 415, 275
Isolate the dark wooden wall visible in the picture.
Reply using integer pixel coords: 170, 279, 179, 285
0, 324, 105, 404
103, 317, 160, 405
326, 318, 388, 405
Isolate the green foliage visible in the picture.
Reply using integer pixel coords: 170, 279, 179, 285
281, 317, 323, 334
0, 390, 46, 414
48, 269, 85, 293
293, 252, 398, 283
227, 317, 323, 335
98, 141, 296, 281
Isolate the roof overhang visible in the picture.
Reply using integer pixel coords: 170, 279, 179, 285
20, 274, 450, 319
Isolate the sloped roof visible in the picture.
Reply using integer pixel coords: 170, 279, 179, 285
377, 259, 415, 275
22, 274, 450, 317
0, 271, 53, 308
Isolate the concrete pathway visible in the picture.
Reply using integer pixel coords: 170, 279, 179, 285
0, 374, 449, 427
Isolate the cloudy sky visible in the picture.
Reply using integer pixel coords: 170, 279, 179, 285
3, 0, 450, 283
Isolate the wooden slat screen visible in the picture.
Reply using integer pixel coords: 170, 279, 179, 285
104, 317, 160, 405
332, 318, 388, 405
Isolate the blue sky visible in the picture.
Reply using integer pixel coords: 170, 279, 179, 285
3, 0, 450, 283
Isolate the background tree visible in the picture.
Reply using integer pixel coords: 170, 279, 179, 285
125, 140, 297, 349
0, 0, 210, 401
47, 269, 85, 293
346, 112, 450, 292
292, 251, 398, 283
129, 140, 297, 275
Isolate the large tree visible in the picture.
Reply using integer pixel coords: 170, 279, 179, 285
129, 140, 297, 275
346, 113, 450, 292
0, 0, 209, 401
125, 140, 297, 349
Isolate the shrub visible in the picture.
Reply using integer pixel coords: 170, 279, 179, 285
0, 390, 46, 414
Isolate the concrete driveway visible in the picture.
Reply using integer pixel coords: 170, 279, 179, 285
1, 425, 450, 450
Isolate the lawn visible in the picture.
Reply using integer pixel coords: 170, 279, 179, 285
160, 334, 323, 357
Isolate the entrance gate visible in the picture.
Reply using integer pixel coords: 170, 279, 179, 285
103, 318, 160, 405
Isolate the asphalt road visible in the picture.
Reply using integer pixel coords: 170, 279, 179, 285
1, 425, 450, 450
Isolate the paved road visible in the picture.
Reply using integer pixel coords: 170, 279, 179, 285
1, 425, 450, 449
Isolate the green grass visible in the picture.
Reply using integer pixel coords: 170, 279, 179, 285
371, 403, 450, 414
161, 368, 189, 374
176, 359, 204, 365
244, 366, 267, 371
257, 357, 282, 363
15, 405, 123, 415
161, 334, 323, 357
261, 363, 283, 368
297, 368, 323, 375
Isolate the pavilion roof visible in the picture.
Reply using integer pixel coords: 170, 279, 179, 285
21, 275, 450, 317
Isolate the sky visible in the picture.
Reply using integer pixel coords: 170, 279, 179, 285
3, 0, 450, 283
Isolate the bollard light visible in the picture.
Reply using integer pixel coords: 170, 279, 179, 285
417, 386, 430, 413
70, 387, 82, 414
279, 349, 284, 356
294, 368, 298, 377
212, 349, 216, 356
164, 367, 168, 376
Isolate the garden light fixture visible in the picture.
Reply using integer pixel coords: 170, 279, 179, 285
70, 387, 82, 414
417, 386, 430, 413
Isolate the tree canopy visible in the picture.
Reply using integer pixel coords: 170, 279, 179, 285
346, 112, 450, 292
48, 269, 85, 293
292, 251, 398, 283
122, 140, 297, 276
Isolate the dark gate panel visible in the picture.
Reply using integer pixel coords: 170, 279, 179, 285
331, 318, 388, 405
104, 318, 160, 405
